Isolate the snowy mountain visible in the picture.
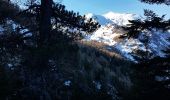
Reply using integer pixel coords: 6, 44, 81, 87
85, 12, 136, 26
1, 11, 169, 63
85, 12, 170, 62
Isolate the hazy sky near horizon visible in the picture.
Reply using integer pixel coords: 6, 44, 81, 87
61, 0, 170, 17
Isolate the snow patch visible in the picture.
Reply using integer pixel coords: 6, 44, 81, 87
64, 80, 71, 86
103, 12, 135, 26
0, 25, 4, 34
93, 81, 102, 90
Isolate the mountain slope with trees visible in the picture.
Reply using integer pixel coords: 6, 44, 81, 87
0, 0, 170, 100
0, 0, 132, 100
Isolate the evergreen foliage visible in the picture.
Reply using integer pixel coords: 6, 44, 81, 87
0, 0, 169, 100
123, 9, 170, 38
0, 0, 20, 22
20, 2, 100, 41
129, 56, 170, 100
140, 0, 170, 5
0, 1, 104, 100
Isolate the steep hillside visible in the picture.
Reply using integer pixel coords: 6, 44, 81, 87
0, 2, 135, 99
0, 1, 170, 99
84, 12, 170, 62
0, 20, 135, 100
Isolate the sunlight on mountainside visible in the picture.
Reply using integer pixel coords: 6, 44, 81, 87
0, 0, 170, 100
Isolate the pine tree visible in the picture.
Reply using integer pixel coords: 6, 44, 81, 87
132, 56, 170, 100
123, 9, 170, 38
140, 0, 170, 5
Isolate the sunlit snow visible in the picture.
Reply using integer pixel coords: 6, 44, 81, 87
85, 12, 170, 62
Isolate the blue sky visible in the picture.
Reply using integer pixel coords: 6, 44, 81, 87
60, 0, 170, 17
12, 0, 170, 17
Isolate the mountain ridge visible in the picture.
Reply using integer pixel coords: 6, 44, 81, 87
84, 11, 170, 62
85, 11, 136, 26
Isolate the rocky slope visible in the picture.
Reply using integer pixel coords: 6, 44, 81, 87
84, 12, 170, 62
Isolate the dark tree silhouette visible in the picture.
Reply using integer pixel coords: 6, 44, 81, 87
39, 0, 52, 46
140, 0, 170, 5
123, 9, 170, 38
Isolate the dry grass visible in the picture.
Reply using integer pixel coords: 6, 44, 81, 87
77, 40, 124, 60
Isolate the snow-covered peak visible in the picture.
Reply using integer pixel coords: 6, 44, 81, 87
103, 11, 135, 26
85, 11, 136, 26
85, 13, 94, 19
103, 11, 134, 19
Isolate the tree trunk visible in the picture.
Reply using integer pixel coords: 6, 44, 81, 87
36, 0, 53, 69
39, 0, 52, 46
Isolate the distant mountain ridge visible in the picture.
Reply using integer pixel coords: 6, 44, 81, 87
85, 12, 136, 26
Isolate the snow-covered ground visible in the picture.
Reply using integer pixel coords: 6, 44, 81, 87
0, 25, 4, 34
85, 12, 170, 62
0, 20, 32, 37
